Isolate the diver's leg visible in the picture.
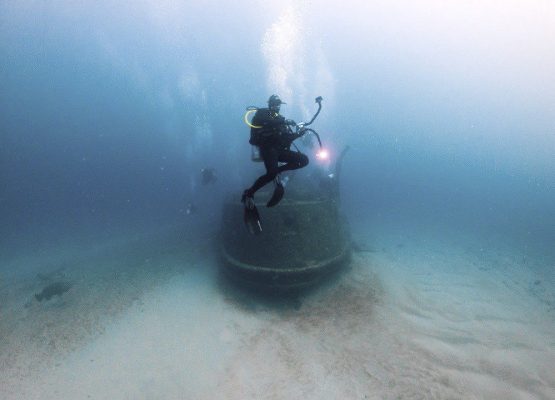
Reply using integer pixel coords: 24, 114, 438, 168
268, 150, 308, 207
266, 149, 303, 207
242, 146, 279, 201
277, 150, 309, 172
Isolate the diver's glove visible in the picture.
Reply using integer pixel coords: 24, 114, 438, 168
285, 119, 297, 126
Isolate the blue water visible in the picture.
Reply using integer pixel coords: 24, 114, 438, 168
1, 2, 554, 398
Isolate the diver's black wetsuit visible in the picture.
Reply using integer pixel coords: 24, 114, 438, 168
244, 108, 308, 197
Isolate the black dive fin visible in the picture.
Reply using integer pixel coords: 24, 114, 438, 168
244, 204, 262, 235
266, 184, 284, 208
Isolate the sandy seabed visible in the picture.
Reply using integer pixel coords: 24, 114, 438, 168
1, 222, 554, 400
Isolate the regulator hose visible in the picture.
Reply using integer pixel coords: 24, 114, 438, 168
299, 128, 322, 148
244, 108, 262, 129
304, 96, 323, 127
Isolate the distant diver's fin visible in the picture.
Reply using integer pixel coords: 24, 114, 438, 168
244, 204, 262, 235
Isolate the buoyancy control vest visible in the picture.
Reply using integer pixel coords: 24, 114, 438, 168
248, 108, 287, 147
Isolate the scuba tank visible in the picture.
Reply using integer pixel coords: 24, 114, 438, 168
245, 107, 263, 162
251, 145, 263, 162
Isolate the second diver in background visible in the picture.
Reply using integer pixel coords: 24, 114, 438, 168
200, 167, 217, 185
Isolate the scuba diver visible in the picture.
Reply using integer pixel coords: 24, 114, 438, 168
200, 167, 217, 185
241, 94, 309, 211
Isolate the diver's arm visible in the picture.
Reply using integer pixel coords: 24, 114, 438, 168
253, 109, 286, 128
